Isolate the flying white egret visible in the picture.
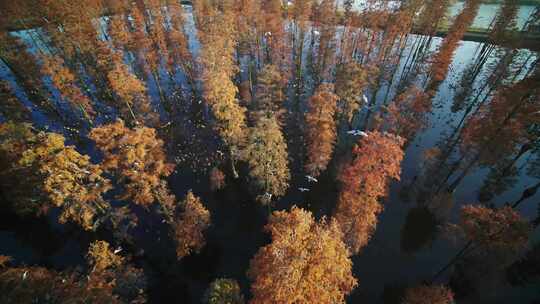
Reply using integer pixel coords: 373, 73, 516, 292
362, 94, 369, 104
305, 175, 318, 183
298, 187, 310, 192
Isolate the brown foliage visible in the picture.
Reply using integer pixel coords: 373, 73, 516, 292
248, 206, 358, 304
335, 62, 370, 124
458, 205, 530, 252
199, 5, 247, 152
261, 0, 290, 69
166, 0, 195, 80
253, 64, 286, 120
0, 122, 112, 229
334, 131, 405, 254
0, 256, 12, 268
209, 167, 226, 191
87, 240, 125, 272
460, 72, 540, 165
0, 81, 31, 122
429, 0, 482, 86
42, 55, 95, 120
243, 115, 290, 202
173, 191, 211, 259
89, 120, 174, 206
376, 86, 431, 141
107, 51, 159, 126
305, 83, 339, 177
0, 266, 120, 303
403, 285, 454, 304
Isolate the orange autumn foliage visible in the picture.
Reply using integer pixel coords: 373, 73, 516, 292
166, 0, 194, 80
89, 120, 174, 206
248, 206, 357, 304
460, 71, 540, 165
305, 83, 339, 177
458, 205, 530, 252
173, 191, 211, 259
0, 122, 112, 229
377, 85, 431, 141
41, 55, 95, 120
334, 131, 405, 254
429, 0, 481, 86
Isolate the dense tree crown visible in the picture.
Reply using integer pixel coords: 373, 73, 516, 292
305, 83, 339, 177
243, 115, 290, 203
172, 191, 211, 259
248, 206, 358, 304
334, 131, 405, 254
89, 120, 174, 207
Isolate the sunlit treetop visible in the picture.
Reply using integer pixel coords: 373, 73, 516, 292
86, 240, 125, 272
243, 115, 290, 203
305, 83, 339, 177
172, 191, 211, 259
89, 120, 174, 206
0, 122, 112, 230
203, 278, 244, 304
248, 206, 358, 304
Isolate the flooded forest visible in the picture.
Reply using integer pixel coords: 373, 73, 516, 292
0, 0, 539, 303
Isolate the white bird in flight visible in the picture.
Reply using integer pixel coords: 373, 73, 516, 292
114, 247, 123, 254
362, 94, 369, 104
298, 187, 310, 192
305, 175, 318, 183
347, 130, 369, 137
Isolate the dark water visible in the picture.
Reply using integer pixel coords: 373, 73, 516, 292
1, 4, 539, 304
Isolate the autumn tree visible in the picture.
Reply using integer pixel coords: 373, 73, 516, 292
460, 72, 540, 167
85, 240, 147, 303
198, 4, 247, 176
0, 266, 119, 303
0, 122, 112, 230
243, 115, 290, 204
335, 62, 370, 127
456, 205, 530, 252
375, 86, 431, 141
166, 0, 195, 84
172, 191, 211, 259
305, 83, 339, 177
89, 120, 174, 207
247, 206, 358, 304
312, 0, 337, 83
261, 0, 290, 69
0, 31, 58, 119
87, 240, 125, 272
41, 55, 96, 122
402, 285, 454, 304
106, 50, 159, 126
203, 278, 245, 304
0, 81, 31, 122
334, 131, 405, 254
252, 64, 286, 120
209, 167, 226, 191
427, 0, 482, 91
445, 205, 531, 297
